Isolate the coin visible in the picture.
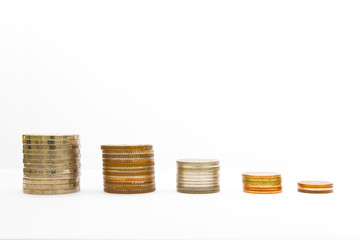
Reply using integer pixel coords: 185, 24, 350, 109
23, 187, 80, 195
298, 189, 333, 194
103, 171, 154, 177
23, 154, 80, 160
23, 172, 80, 179
101, 145, 153, 151
243, 186, 282, 191
102, 162, 154, 168
23, 135, 79, 140
102, 158, 154, 163
242, 178, 282, 185
22, 139, 80, 145
104, 187, 155, 194
23, 182, 80, 190
24, 163, 80, 169
177, 189, 220, 194
104, 183, 155, 189
102, 153, 154, 158
23, 178, 80, 185
103, 176, 154, 181
104, 180, 154, 185
242, 172, 281, 178
177, 159, 219, 164
298, 181, 333, 188
23, 168, 79, 175
243, 189, 282, 194
102, 149, 154, 154
23, 149, 81, 154
23, 144, 80, 150
243, 184, 282, 188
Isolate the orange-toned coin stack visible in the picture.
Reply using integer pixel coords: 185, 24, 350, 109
242, 172, 282, 194
101, 145, 155, 194
298, 181, 333, 194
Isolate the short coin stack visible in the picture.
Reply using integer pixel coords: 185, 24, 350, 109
298, 181, 333, 194
22, 134, 81, 195
101, 145, 156, 194
242, 172, 282, 194
177, 159, 220, 194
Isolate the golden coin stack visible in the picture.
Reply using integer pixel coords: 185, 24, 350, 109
242, 172, 282, 194
177, 159, 220, 194
101, 145, 156, 194
22, 134, 81, 195
298, 181, 333, 194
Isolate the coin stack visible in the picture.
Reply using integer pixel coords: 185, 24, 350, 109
22, 134, 81, 195
242, 172, 282, 194
101, 145, 156, 194
177, 159, 220, 194
298, 181, 333, 194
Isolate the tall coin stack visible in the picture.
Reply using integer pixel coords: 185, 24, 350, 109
242, 172, 282, 194
177, 159, 220, 194
101, 145, 156, 194
22, 134, 81, 195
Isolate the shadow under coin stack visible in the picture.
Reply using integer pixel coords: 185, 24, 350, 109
177, 159, 220, 194
101, 145, 156, 194
242, 172, 282, 194
298, 181, 333, 194
22, 135, 81, 195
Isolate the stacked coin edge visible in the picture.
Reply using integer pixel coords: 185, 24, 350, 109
242, 172, 282, 194
298, 181, 333, 194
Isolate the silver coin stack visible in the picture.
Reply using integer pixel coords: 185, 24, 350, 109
22, 134, 81, 195
177, 159, 220, 194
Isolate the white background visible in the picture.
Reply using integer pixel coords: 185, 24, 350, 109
0, 0, 360, 239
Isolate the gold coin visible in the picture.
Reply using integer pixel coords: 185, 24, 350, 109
102, 162, 154, 168
23, 149, 81, 155
23, 135, 79, 140
298, 189, 333, 194
23, 173, 80, 179
177, 189, 219, 194
101, 145, 153, 151
23, 182, 79, 190
103, 171, 154, 177
243, 189, 282, 194
104, 183, 155, 189
104, 187, 155, 194
102, 158, 154, 163
103, 176, 154, 181
102, 149, 154, 154
102, 153, 154, 159
103, 166, 153, 171
23, 144, 80, 150
23, 154, 80, 160
104, 180, 154, 185
242, 172, 281, 178
23, 178, 80, 185
23, 187, 80, 195
243, 184, 282, 188
242, 178, 282, 185
243, 186, 282, 191
23, 168, 79, 175
298, 181, 333, 188
24, 163, 80, 169
22, 139, 80, 145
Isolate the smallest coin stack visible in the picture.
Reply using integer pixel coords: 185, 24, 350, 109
101, 145, 155, 194
298, 181, 333, 194
177, 159, 220, 194
242, 172, 282, 194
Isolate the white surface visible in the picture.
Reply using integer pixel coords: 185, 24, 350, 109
1, 166, 359, 239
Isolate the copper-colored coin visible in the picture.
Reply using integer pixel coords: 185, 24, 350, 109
101, 145, 153, 151
103, 171, 154, 177
104, 180, 154, 185
102, 150, 154, 154
22, 139, 80, 145
177, 189, 220, 194
23, 178, 80, 185
104, 183, 155, 189
243, 184, 282, 188
298, 189, 333, 194
104, 187, 155, 194
23, 187, 80, 195
23, 149, 81, 155
102, 158, 154, 163
102, 153, 154, 158
242, 172, 281, 178
23, 182, 80, 190
103, 162, 154, 168
243, 189, 282, 194
22, 135, 79, 140
103, 176, 154, 181
298, 181, 333, 188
